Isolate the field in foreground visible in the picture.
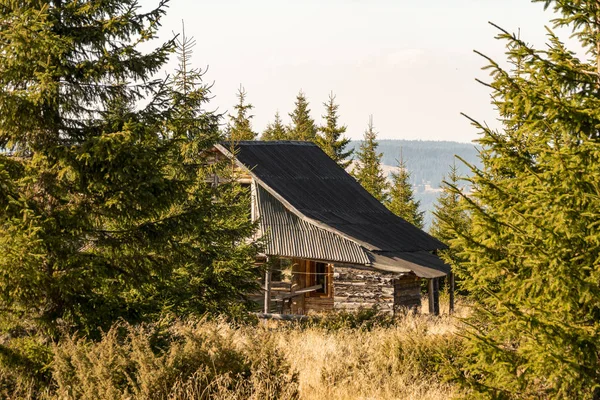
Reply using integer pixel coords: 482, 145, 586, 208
276, 304, 464, 400
1, 298, 466, 400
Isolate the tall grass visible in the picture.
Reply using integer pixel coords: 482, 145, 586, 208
0, 298, 467, 399
282, 298, 466, 400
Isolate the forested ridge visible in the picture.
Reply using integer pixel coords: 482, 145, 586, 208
349, 139, 480, 187
348, 139, 480, 228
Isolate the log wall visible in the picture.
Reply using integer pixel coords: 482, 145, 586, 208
285, 260, 423, 315
332, 265, 396, 313
393, 274, 422, 312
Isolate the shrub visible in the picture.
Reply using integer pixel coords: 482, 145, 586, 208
0, 308, 468, 399
51, 320, 298, 400
0, 335, 53, 399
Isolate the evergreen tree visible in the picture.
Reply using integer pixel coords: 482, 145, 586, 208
0, 2, 258, 340
386, 151, 424, 228
227, 85, 256, 141
429, 162, 470, 276
352, 116, 389, 202
447, 2, 600, 397
316, 92, 353, 168
167, 26, 259, 318
287, 90, 317, 141
261, 111, 288, 141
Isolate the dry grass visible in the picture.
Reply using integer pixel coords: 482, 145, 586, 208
279, 297, 468, 400
0, 297, 468, 400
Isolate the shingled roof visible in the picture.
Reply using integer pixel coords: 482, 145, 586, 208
216, 141, 449, 278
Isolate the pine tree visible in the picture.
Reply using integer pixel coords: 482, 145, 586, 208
0, 2, 258, 340
261, 111, 288, 141
429, 162, 470, 276
447, 2, 600, 397
167, 26, 259, 319
386, 151, 424, 228
287, 90, 317, 141
316, 92, 353, 168
227, 85, 256, 141
352, 116, 389, 202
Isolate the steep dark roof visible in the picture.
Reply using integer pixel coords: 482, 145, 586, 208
256, 184, 370, 265
219, 141, 445, 253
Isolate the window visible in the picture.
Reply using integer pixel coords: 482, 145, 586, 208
315, 262, 327, 294
308, 261, 331, 297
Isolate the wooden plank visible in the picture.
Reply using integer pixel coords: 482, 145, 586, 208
334, 281, 368, 286
428, 278, 435, 315
264, 265, 272, 314
272, 284, 323, 300
433, 278, 440, 315
334, 302, 393, 310
304, 296, 334, 313
293, 284, 322, 295
254, 313, 309, 321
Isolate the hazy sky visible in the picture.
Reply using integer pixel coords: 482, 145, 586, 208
141, 0, 570, 143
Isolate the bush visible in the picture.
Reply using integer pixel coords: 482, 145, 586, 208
0, 310, 467, 399
0, 319, 298, 400
51, 319, 298, 400
0, 335, 53, 399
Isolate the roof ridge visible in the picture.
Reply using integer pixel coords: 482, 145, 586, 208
221, 140, 318, 147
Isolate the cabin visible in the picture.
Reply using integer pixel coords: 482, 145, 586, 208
214, 141, 452, 316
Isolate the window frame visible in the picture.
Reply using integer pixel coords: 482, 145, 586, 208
306, 261, 332, 298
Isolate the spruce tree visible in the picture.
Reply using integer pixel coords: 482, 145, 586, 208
0, 2, 258, 340
261, 111, 288, 141
316, 92, 353, 168
429, 163, 470, 277
447, 2, 600, 397
352, 116, 389, 202
227, 85, 256, 141
386, 151, 424, 228
167, 27, 259, 320
287, 90, 317, 141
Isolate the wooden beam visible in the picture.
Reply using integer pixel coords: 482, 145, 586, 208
254, 313, 309, 321
270, 284, 322, 301
449, 271, 455, 315
264, 263, 272, 314
433, 277, 440, 316
428, 278, 435, 315
428, 278, 440, 316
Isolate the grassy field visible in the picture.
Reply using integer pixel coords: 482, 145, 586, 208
275, 305, 464, 399
1, 297, 467, 399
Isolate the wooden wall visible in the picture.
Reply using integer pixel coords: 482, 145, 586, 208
333, 265, 396, 313
393, 274, 422, 312
290, 259, 334, 315
280, 259, 423, 315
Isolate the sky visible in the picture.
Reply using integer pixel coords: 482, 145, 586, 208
140, 0, 572, 143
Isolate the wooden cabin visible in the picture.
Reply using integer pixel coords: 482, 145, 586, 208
214, 141, 452, 316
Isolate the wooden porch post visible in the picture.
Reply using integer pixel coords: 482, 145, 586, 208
428, 278, 435, 315
433, 278, 440, 316
264, 261, 272, 314
449, 271, 455, 315
428, 278, 440, 316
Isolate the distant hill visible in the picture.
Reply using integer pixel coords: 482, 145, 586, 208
348, 139, 481, 230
